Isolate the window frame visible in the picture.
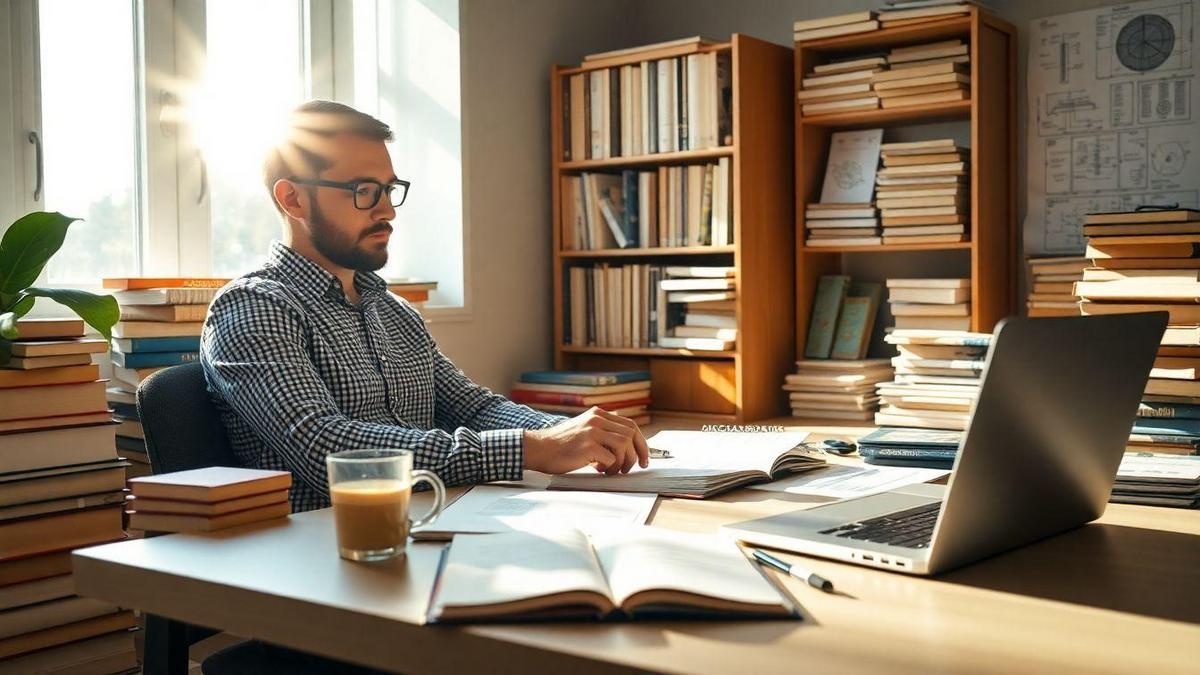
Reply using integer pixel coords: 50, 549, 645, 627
1, 0, 470, 321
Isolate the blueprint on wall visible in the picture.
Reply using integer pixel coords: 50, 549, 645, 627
1025, 0, 1200, 256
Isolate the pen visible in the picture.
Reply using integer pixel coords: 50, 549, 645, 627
751, 548, 834, 592
648, 448, 672, 459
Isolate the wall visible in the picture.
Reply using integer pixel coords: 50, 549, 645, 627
439, 0, 1125, 389
427, 0, 637, 389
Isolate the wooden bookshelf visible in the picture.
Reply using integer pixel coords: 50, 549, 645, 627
794, 9, 1017, 359
550, 34, 795, 422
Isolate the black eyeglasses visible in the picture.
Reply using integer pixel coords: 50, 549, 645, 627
289, 177, 411, 210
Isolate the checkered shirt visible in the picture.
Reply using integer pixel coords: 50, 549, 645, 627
201, 241, 562, 512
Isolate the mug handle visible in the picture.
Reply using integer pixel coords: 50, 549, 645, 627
409, 469, 446, 529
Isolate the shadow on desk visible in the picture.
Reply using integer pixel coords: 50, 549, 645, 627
940, 522, 1200, 624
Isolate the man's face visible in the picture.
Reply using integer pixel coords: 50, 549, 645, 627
303, 133, 398, 272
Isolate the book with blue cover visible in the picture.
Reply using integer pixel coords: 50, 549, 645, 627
1133, 419, 1200, 437
520, 370, 650, 386
112, 336, 202, 354
111, 351, 199, 369
1138, 401, 1200, 420
857, 427, 961, 468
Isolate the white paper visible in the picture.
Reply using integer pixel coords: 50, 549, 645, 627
820, 129, 883, 204
1024, 1, 1200, 256
748, 463, 949, 499
1117, 453, 1200, 480
415, 485, 655, 538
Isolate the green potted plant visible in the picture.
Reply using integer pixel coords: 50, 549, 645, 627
0, 211, 120, 362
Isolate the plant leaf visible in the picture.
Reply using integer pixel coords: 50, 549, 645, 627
0, 212, 79, 304
24, 288, 120, 342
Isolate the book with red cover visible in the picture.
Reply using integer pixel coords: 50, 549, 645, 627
101, 277, 230, 290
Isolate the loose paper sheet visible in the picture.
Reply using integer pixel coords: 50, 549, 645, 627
748, 463, 949, 499
415, 485, 655, 538
1024, 0, 1200, 256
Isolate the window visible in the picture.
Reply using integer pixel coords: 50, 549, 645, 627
4, 0, 466, 311
38, 0, 141, 285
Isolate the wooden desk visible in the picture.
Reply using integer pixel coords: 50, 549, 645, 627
73, 420, 1200, 675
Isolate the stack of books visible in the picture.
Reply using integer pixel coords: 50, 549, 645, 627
386, 280, 438, 311
873, 56, 969, 110
876, 139, 968, 243
805, 203, 880, 247
877, 1, 977, 29
105, 277, 225, 472
1026, 256, 1087, 317
796, 55, 884, 116
1109, 454, 1200, 508
804, 275, 884, 361
126, 467, 292, 533
874, 329, 991, 431
856, 426, 962, 468
0, 318, 135, 669
658, 266, 737, 351
564, 38, 732, 161
561, 162, 732, 250
784, 359, 892, 421
793, 11, 879, 43
1075, 208, 1200, 457
510, 371, 652, 424
887, 278, 970, 331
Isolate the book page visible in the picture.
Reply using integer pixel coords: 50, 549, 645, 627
432, 530, 611, 613
748, 463, 949, 499
548, 431, 811, 492
819, 129, 883, 204
414, 486, 655, 539
591, 527, 783, 609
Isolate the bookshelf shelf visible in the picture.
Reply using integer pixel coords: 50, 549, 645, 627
561, 346, 738, 360
798, 100, 971, 128
794, 9, 1017, 358
551, 34, 795, 422
561, 245, 735, 259
561, 147, 735, 170
800, 242, 973, 254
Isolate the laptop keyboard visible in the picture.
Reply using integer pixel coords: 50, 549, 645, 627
818, 502, 941, 549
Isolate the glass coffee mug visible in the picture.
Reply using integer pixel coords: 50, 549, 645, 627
326, 449, 446, 561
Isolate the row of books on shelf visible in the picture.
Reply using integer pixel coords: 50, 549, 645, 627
564, 265, 736, 352
793, 2, 980, 42
561, 160, 732, 250
510, 371, 652, 424
563, 44, 732, 161
796, 36, 971, 115
806, 135, 969, 247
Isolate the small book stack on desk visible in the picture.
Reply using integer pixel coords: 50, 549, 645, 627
105, 276, 227, 474
1026, 256, 1087, 317
887, 278, 970, 331
0, 322, 134, 670
875, 329, 991, 432
385, 279, 438, 312
876, 139, 969, 243
1109, 454, 1200, 508
510, 371, 652, 424
784, 359, 892, 421
126, 467, 292, 533
1075, 208, 1200, 457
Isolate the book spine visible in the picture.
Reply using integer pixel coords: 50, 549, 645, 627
716, 52, 732, 146
1132, 419, 1200, 436
521, 373, 623, 386
609, 66, 621, 158
858, 446, 959, 460
676, 57, 687, 151
805, 276, 850, 359
622, 170, 639, 248
562, 266, 571, 346
562, 74, 571, 161
1137, 402, 1200, 420
112, 351, 200, 369
588, 72, 603, 159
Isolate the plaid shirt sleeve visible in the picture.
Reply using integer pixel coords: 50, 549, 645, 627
204, 281, 540, 496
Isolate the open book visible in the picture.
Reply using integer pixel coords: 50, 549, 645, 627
427, 527, 798, 623
547, 431, 826, 498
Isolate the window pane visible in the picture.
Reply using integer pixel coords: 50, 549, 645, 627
200, 0, 304, 276
39, 0, 139, 285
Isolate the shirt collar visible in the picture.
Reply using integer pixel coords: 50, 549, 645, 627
267, 241, 388, 304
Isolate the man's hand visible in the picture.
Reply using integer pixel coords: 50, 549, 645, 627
523, 407, 650, 475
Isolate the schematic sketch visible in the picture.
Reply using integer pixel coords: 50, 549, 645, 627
1027, 0, 1200, 255
832, 160, 867, 191
1098, 2, 1193, 78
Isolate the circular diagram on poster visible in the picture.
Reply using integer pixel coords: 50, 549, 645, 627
1152, 141, 1187, 175
1117, 14, 1175, 72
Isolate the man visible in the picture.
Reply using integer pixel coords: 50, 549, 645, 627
202, 100, 648, 513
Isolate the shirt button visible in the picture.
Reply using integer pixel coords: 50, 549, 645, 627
381, 355, 388, 362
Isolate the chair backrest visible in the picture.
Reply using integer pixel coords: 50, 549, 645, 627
136, 361, 239, 474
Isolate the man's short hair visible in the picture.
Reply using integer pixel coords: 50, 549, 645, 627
263, 100, 393, 214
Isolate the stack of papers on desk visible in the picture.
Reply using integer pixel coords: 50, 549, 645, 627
413, 486, 655, 540
1110, 454, 1200, 508
547, 431, 825, 498
748, 462, 949, 499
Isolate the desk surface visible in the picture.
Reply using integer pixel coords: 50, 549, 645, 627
72, 418, 1200, 675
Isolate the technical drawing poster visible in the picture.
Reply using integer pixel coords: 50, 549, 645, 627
1025, 0, 1200, 256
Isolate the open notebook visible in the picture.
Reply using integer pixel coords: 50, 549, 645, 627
547, 431, 826, 498
427, 527, 799, 623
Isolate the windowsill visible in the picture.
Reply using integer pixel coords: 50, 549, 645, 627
419, 305, 474, 324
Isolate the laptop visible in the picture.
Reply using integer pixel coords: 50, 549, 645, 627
723, 313, 1167, 576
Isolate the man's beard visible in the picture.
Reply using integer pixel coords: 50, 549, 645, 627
308, 200, 391, 272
